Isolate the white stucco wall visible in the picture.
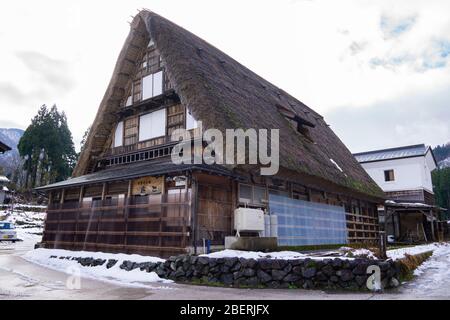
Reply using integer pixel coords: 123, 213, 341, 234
360, 155, 435, 193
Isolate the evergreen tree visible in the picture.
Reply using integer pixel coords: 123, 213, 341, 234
432, 167, 450, 220
18, 105, 77, 189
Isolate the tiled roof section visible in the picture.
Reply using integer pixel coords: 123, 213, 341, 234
354, 144, 428, 163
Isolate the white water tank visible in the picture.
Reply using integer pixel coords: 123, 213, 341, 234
234, 208, 265, 237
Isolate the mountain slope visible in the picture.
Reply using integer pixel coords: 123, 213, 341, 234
0, 128, 24, 175
433, 143, 450, 168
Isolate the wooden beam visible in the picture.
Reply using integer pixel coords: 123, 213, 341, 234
60, 189, 65, 204
78, 186, 84, 203
101, 183, 107, 200
430, 209, 435, 242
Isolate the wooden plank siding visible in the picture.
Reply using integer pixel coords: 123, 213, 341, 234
195, 173, 234, 246
42, 171, 380, 258
42, 183, 191, 258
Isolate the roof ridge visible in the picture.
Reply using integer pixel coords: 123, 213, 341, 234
354, 143, 426, 156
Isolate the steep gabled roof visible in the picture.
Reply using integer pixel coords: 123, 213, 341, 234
74, 10, 383, 200
354, 144, 435, 164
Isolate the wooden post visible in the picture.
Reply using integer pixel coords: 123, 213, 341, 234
231, 180, 237, 234
379, 231, 387, 259
191, 176, 198, 255
70, 186, 83, 249
182, 174, 189, 249
60, 189, 65, 205
391, 210, 396, 240
101, 183, 107, 200
48, 191, 53, 205
124, 180, 132, 252
430, 209, 435, 242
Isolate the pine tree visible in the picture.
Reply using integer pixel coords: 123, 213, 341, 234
18, 105, 77, 189
432, 167, 450, 220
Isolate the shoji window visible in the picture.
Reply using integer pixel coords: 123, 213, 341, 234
142, 71, 164, 100
124, 117, 138, 146
114, 121, 124, 147
186, 109, 198, 130
139, 109, 166, 141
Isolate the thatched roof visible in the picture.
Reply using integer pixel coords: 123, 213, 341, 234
73, 10, 383, 200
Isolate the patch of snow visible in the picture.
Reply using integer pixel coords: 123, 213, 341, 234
1, 208, 44, 243
339, 247, 378, 259
23, 248, 173, 288
387, 242, 444, 260
330, 158, 343, 173
201, 249, 354, 260
400, 243, 450, 295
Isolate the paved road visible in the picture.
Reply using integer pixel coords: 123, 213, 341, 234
0, 240, 448, 300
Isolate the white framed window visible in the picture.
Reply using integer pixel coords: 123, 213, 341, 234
153, 71, 163, 96
142, 71, 164, 100
186, 109, 198, 130
139, 108, 166, 141
114, 121, 124, 147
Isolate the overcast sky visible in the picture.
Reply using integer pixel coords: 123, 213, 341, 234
0, 0, 449, 152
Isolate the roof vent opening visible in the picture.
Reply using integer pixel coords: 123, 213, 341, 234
276, 104, 315, 142
196, 47, 204, 58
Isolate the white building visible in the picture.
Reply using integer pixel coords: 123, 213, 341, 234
354, 144, 443, 243
354, 144, 437, 205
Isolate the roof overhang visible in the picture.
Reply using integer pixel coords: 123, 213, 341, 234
36, 161, 244, 192
0, 141, 11, 154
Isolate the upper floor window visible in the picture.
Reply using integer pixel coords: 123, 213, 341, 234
114, 121, 124, 147
384, 169, 395, 182
125, 95, 132, 107
139, 109, 166, 141
142, 71, 163, 100
186, 109, 198, 130
239, 184, 267, 207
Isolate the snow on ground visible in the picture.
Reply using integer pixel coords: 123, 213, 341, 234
1, 208, 44, 243
201, 249, 355, 260
386, 243, 445, 260
339, 247, 378, 259
203, 242, 449, 261
24, 248, 173, 288
399, 243, 450, 296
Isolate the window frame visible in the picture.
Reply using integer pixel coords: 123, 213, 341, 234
142, 70, 164, 101
384, 169, 395, 182
138, 108, 167, 142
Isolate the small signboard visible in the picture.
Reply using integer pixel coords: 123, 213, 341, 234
132, 176, 164, 195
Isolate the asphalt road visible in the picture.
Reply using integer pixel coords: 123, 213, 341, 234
0, 240, 448, 300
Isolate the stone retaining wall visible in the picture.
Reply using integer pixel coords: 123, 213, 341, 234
53, 254, 403, 291
153, 255, 400, 290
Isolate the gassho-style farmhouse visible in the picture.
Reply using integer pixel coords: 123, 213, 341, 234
36, 10, 385, 257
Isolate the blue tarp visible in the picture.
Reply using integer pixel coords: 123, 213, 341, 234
269, 194, 347, 246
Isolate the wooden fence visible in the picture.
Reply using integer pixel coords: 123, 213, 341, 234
42, 191, 191, 257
